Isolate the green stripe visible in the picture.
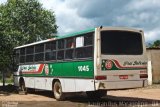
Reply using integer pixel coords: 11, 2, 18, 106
57, 28, 95, 39
22, 60, 94, 78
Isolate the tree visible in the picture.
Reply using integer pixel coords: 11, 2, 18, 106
149, 40, 160, 48
0, 0, 58, 86
152, 40, 160, 48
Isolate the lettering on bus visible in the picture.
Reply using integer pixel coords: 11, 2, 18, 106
20, 65, 36, 72
78, 65, 89, 72
123, 61, 147, 66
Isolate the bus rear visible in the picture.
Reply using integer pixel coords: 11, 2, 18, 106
94, 27, 148, 90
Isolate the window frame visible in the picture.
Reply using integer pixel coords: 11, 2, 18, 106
44, 41, 57, 62
25, 46, 34, 63
74, 32, 94, 60
19, 48, 26, 64
15, 31, 94, 64
34, 43, 44, 62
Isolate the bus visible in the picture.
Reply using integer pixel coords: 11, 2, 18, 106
13, 26, 148, 100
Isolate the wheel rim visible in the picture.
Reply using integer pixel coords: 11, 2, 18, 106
20, 82, 25, 91
54, 82, 62, 99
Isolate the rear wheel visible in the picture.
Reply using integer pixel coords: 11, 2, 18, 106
53, 81, 65, 101
86, 90, 107, 99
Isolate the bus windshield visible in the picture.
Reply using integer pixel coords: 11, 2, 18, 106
101, 30, 143, 55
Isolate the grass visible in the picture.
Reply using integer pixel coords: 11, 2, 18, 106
0, 79, 13, 84
0, 75, 13, 84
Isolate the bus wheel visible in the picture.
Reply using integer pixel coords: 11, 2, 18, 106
19, 79, 27, 95
53, 81, 65, 101
86, 90, 107, 99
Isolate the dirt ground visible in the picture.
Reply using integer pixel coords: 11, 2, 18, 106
0, 84, 160, 107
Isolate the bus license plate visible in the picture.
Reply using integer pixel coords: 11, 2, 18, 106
119, 75, 128, 79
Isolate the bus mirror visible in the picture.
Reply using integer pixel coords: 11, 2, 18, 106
100, 26, 103, 29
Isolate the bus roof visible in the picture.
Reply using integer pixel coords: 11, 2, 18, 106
14, 26, 142, 49
14, 27, 95, 49
57, 27, 95, 39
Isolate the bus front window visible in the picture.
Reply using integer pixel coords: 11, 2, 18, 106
101, 30, 143, 55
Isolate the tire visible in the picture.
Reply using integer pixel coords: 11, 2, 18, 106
19, 79, 27, 95
86, 90, 107, 99
53, 81, 65, 101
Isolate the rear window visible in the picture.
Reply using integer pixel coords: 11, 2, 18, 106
101, 30, 143, 55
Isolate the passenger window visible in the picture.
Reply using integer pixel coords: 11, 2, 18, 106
20, 48, 25, 55
15, 49, 20, 64
75, 47, 93, 58
45, 41, 56, 52
45, 51, 56, 61
58, 39, 64, 49
35, 53, 44, 62
34, 44, 44, 62
84, 33, 93, 46
26, 46, 34, 54
20, 56, 25, 63
35, 44, 44, 53
66, 38, 74, 48
26, 55, 34, 62
57, 50, 64, 60
76, 36, 84, 48
65, 49, 74, 59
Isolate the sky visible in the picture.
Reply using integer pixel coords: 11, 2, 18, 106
1, 0, 160, 43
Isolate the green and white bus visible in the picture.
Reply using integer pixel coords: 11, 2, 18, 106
13, 27, 148, 100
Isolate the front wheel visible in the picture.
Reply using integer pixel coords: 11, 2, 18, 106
53, 81, 65, 101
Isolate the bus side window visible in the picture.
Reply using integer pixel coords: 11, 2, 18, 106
65, 37, 74, 60
75, 32, 93, 59
35, 44, 44, 62
15, 49, 20, 64
26, 55, 34, 62
20, 48, 25, 63
58, 39, 64, 49
35, 44, 44, 53
26, 46, 34, 63
84, 47, 93, 58
66, 38, 74, 49
20, 56, 25, 63
45, 41, 56, 52
76, 36, 84, 48
45, 41, 56, 61
65, 49, 74, 59
75, 47, 92, 58
57, 50, 64, 60
45, 51, 56, 61
84, 33, 93, 46
35, 53, 44, 62
75, 48, 87, 58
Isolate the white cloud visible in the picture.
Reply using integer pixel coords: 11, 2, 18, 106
39, 0, 160, 43
0, 0, 7, 4
145, 29, 160, 43
1, 0, 160, 42
39, 0, 94, 35
126, 0, 160, 11
115, 0, 160, 42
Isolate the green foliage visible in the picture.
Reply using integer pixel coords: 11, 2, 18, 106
0, 75, 13, 83
149, 40, 160, 48
0, 0, 58, 71
1, 0, 57, 45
